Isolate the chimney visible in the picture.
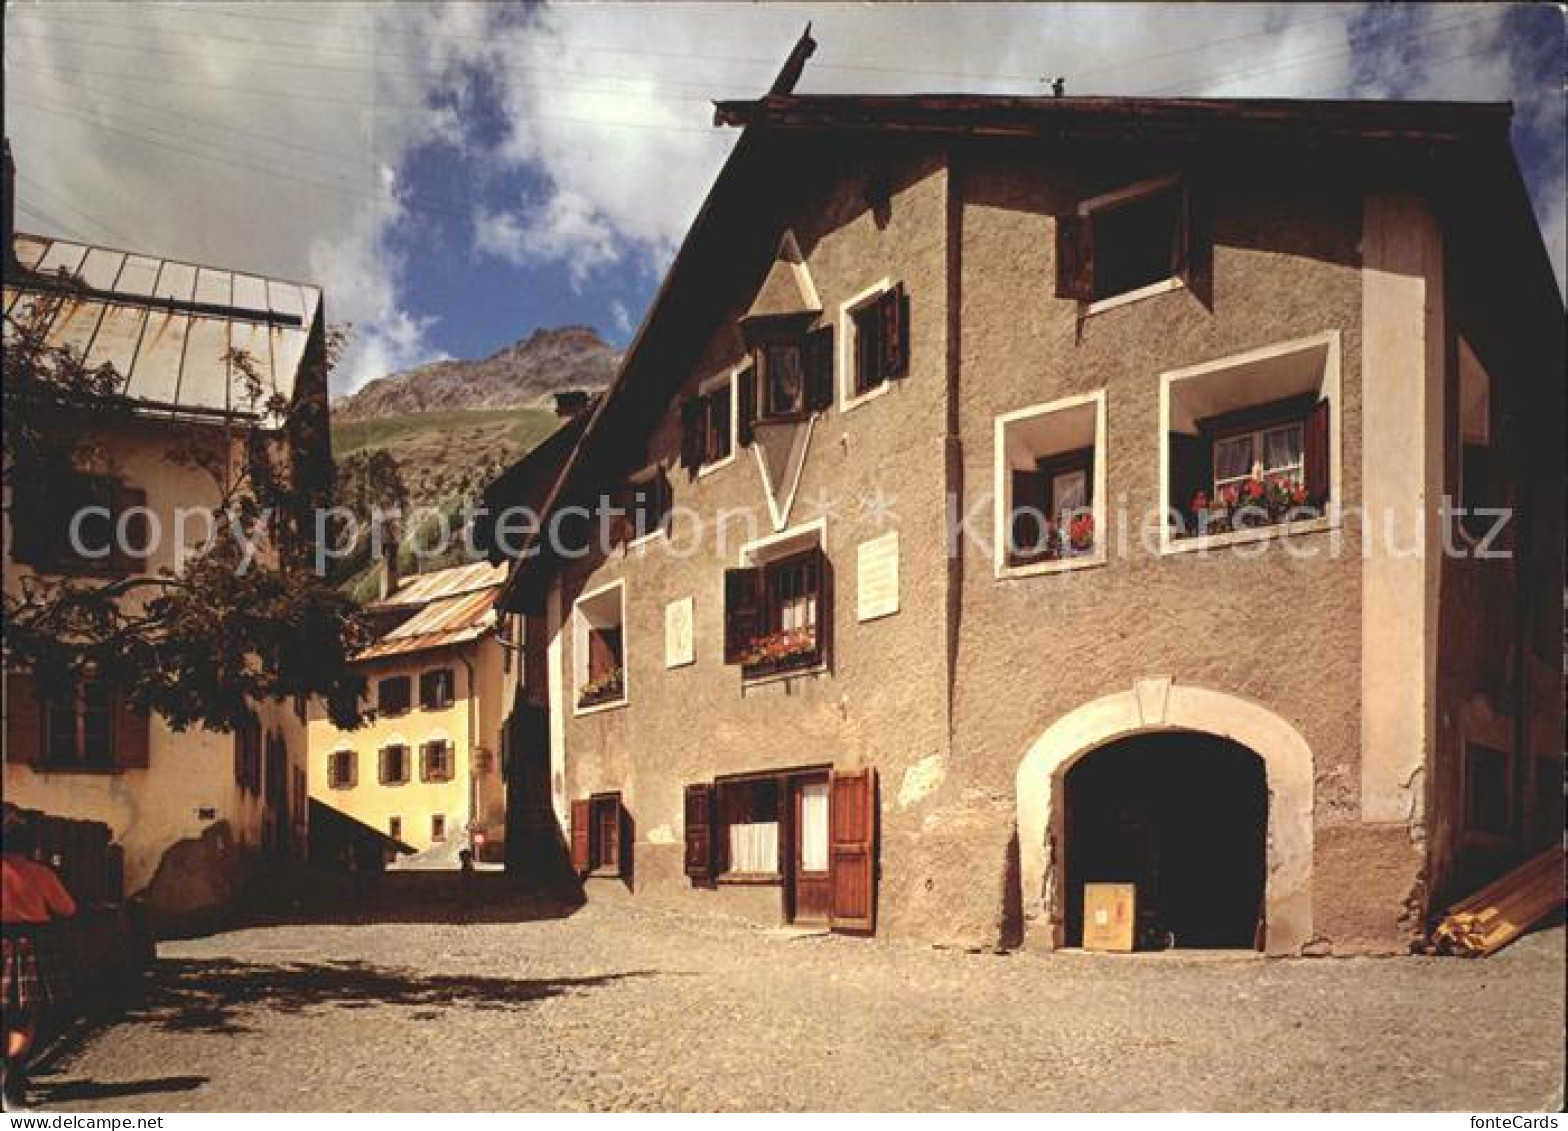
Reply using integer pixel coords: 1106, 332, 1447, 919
379, 535, 400, 601
3, 139, 16, 276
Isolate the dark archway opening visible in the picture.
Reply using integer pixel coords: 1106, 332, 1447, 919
1065, 731, 1267, 950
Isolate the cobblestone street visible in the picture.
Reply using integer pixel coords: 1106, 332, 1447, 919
32, 903, 1566, 1112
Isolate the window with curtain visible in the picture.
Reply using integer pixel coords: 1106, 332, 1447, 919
719, 777, 781, 876
799, 780, 830, 873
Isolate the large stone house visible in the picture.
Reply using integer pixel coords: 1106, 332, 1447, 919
305, 560, 509, 861
491, 79, 1563, 953
2, 150, 328, 927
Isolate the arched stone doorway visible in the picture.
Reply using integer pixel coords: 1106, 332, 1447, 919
1064, 733, 1267, 949
1015, 679, 1314, 954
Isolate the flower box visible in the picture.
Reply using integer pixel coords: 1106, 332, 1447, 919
577, 667, 624, 708
739, 628, 821, 679
1183, 477, 1321, 539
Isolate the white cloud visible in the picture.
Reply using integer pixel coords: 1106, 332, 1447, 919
609, 300, 635, 337
3, 0, 466, 392
6, 0, 1559, 394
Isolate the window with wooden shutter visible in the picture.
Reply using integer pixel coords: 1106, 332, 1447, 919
722, 567, 764, 665
377, 676, 411, 717
1303, 399, 1331, 507
706, 382, 733, 464
879, 283, 909, 380
684, 783, 715, 881
419, 668, 455, 711
379, 744, 409, 786
804, 326, 835, 412
5, 672, 43, 766
679, 398, 703, 472
586, 793, 625, 878
736, 363, 758, 445
570, 798, 592, 875
829, 767, 878, 934
420, 740, 453, 783
625, 467, 671, 542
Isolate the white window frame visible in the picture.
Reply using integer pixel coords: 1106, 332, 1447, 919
1158, 330, 1342, 556
1079, 173, 1189, 316
1211, 421, 1306, 496
837, 276, 897, 413
992, 389, 1108, 580
624, 462, 670, 550
733, 518, 829, 684
695, 368, 739, 478
572, 578, 629, 716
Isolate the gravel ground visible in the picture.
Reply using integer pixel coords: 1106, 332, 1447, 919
26, 902, 1566, 1112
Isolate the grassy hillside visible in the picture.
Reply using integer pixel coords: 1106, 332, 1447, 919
330, 404, 562, 599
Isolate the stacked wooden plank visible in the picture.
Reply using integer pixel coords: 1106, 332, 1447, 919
1432, 847, 1565, 957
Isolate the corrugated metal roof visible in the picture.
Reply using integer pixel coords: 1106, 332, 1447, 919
4, 231, 321, 422
369, 560, 509, 609
356, 584, 500, 662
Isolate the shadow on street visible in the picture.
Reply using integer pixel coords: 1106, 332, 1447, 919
121, 958, 659, 1036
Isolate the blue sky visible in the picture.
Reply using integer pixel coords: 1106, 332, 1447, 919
5, 2, 1563, 393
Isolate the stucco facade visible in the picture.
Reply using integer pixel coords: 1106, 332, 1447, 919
502, 105, 1562, 954
3, 419, 311, 914
306, 636, 507, 857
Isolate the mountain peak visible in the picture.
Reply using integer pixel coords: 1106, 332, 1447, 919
334, 325, 620, 422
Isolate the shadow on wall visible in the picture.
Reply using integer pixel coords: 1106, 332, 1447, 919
123, 958, 661, 1036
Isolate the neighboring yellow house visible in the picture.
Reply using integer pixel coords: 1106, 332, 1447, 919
2, 209, 327, 930
308, 561, 509, 860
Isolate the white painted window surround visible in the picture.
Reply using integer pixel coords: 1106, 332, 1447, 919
1078, 173, 1188, 316
696, 368, 739, 478
837, 277, 896, 412
571, 578, 628, 716
1158, 330, 1343, 556
992, 390, 1108, 580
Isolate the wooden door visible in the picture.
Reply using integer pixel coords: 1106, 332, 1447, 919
790, 774, 831, 923
828, 767, 878, 934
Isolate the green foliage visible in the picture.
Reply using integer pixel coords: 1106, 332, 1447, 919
2, 293, 369, 732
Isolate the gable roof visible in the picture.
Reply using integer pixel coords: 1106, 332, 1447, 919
356, 559, 507, 663
497, 89, 1557, 613
4, 231, 323, 424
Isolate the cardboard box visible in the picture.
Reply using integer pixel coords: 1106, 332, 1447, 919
1082, 882, 1136, 951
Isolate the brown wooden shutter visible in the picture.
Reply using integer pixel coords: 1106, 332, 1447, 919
1169, 432, 1212, 521
110, 486, 150, 574
1011, 470, 1048, 558
5, 672, 42, 766
828, 767, 878, 934
736, 363, 757, 445
805, 326, 836, 411
378, 746, 391, 785
570, 798, 592, 875
880, 284, 909, 379
115, 694, 150, 769
617, 797, 632, 879
811, 546, 833, 668
722, 567, 765, 664
419, 742, 432, 782
346, 750, 358, 789
1304, 399, 1331, 507
684, 783, 715, 880
679, 398, 703, 471
1055, 213, 1094, 301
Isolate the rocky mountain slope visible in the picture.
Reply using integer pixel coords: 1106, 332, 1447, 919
334, 325, 618, 421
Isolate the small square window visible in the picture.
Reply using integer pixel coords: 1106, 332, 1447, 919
573, 582, 627, 712
418, 668, 455, 711
379, 744, 410, 786
1091, 181, 1186, 302
431, 813, 447, 842
377, 676, 411, 716
389, 816, 402, 842
995, 392, 1105, 576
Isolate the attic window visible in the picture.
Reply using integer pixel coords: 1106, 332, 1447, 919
747, 328, 833, 428
1057, 175, 1192, 308
839, 280, 910, 409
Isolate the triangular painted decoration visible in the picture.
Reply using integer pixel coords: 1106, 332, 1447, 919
751, 416, 815, 532
742, 231, 821, 324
